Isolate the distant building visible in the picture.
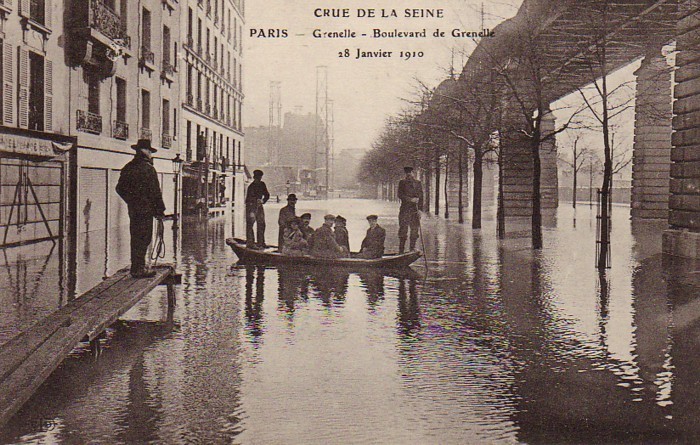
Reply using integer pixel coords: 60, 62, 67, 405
244, 111, 324, 196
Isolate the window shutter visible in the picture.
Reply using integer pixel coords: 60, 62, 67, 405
19, 0, 28, 18
44, 59, 52, 132
45, 0, 52, 29
3, 42, 14, 125
18, 47, 28, 129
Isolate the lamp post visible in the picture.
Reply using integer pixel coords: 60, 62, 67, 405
172, 153, 184, 229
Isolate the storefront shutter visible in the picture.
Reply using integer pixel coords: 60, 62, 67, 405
44, 59, 52, 131
17, 47, 28, 129
3, 42, 13, 125
19, 0, 28, 18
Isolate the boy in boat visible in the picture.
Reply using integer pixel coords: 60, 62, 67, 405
358, 215, 386, 259
310, 214, 344, 259
334, 215, 350, 255
278, 193, 297, 250
282, 217, 308, 256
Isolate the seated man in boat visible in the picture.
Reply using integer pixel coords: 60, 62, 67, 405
310, 214, 345, 259
334, 215, 350, 255
277, 193, 297, 250
300, 213, 315, 242
281, 217, 308, 256
358, 215, 386, 259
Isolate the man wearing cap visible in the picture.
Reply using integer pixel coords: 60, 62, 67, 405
278, 193, 297, 250
245, 169, 270, 248
310, 214, 344, 259
397, 166, 423, 253
116, 139, 166, 278
358, 215, 386, 259
334, 215, 350, 254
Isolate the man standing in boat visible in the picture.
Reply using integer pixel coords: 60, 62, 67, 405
278, 193, 297, 250
245, 169, 270, 249
397, 166, 423, 253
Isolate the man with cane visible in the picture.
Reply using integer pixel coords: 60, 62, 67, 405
397, 166, 423, 253
116, 139, 166, 278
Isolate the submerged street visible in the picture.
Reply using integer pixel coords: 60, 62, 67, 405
1, 198, 700, 444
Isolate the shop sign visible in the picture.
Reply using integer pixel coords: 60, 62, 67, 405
0, 133, 72, 158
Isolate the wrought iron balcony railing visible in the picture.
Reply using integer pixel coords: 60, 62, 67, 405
161, 61, 174, 79
113, 120, 128, 140
140, 128, 152, 140
77, 110, 102, 134
140, 46, 155, 66
162, 133, 172, 149
88, 0, 130, 47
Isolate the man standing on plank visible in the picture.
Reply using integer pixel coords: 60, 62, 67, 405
245, 169, 270, 248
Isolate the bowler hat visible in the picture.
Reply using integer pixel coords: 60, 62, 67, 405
403, 166, 413, 173
253, 169, 264, 177
366, 214, 378, 221
131, 139, 157, 152
287, 193, 298, 201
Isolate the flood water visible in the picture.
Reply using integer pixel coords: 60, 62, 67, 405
2, 198, 700, 444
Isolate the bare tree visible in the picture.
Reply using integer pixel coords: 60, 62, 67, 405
560, 134, 591, 208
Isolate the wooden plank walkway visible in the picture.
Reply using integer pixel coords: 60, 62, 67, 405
0, 265, 180, 427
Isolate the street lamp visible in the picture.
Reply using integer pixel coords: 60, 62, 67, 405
172, 153, 184, 229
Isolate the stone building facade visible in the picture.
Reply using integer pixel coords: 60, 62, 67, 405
180, 0, 244, 216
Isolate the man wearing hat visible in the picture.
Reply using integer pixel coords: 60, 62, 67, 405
245, 169, 270, 248
334, 215, 350, 254
358, 215, 386, 259
116, 139, 166, 278
310, 214, 344, 258
278, 193, 297, 250
397, 166, 423, 253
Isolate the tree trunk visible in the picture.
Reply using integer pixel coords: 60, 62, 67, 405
424, 167, 432, 213
472, 149, 483, 229
531, 135, 543, 250
458, 149, 464, 224
572, 168, 577, 209
497, 145, 505, 240
434, 149, 441, 217
444, 153, 450, 219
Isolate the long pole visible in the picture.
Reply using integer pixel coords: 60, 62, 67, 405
173, 172, 180, 230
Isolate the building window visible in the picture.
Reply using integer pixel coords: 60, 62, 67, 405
186, 120, 192, 161
214, 36, 218, 64
173, 107, 177, 138
206, 28, 210, 59
197, 18, 202, 52
163, 25, 171, 64
187, 7, 193, 44
28, 52, 45, 131
142, 8, 151, 50
186, 64, 193, 100
86, 72, 100, 116
30, 0, 46, 25
141, 89, 150, 130
116, 77, 126, 122
162, 99, 170, 134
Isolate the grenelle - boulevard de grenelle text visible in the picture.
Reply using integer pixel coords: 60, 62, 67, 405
311, 29, 495, 38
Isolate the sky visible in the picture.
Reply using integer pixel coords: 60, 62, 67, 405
243, 0, 523, 152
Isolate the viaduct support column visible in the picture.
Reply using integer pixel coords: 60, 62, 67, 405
631, 50, 673, 220
500, 107, 558, 219
663, 1, 700, 258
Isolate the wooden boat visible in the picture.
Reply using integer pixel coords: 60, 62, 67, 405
225, 238, 422, 269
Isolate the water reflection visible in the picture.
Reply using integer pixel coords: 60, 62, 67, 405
2, 201, 700, 444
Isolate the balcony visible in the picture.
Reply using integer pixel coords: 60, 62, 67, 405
196, 43, 203, 57
77, 110, 102, 134
70, 0, 131, 74
162, 133, 172, 149
186, 35, 194, 49
161, 61, 175, 81
140, 128, 152, 140
113, 120, 128, 140
140, 46, 155, 71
